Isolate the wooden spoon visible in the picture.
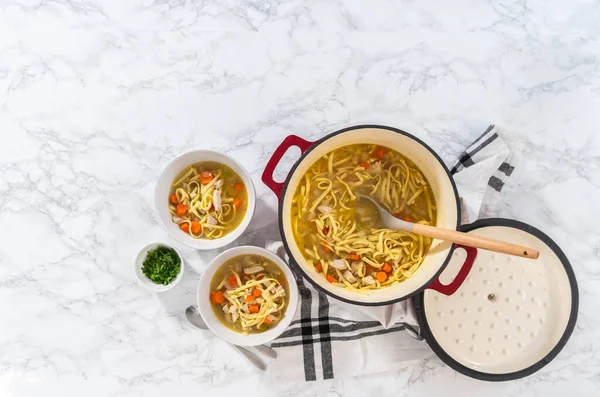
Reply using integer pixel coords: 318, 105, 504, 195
359, 196, 539, 259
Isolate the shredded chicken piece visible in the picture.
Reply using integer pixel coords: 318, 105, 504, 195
172, 216, 182, 223
343, 270, 357, 283
361, 275, 376, 286
317, 205, 332, 215
244, 265, 264, 275
213, 190, 222, 212
215, 179, 223, 188
370, 161, 383, 173
229, 305, 239, 322
207, 215, 218, 225
330, 259, 347, 270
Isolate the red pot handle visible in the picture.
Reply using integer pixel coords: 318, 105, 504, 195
426, 245, 477, 296
261, 135, 315, 199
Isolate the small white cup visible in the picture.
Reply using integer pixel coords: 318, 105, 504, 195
134, 242, 185, 292
154, 150, 256, 250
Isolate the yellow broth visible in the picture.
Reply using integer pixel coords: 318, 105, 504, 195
168, 161, 248, 239
209, 254, 289, 335
291, 144, 437, 292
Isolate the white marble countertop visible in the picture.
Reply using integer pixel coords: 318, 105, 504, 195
1, 1, 599, 396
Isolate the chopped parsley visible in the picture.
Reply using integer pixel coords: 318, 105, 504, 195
142, 245, 181, 285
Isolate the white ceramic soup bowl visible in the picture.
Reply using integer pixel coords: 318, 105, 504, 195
197, 246, 299, 347
155, 150, 256, 250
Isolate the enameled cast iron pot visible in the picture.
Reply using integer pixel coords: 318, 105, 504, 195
261, 125, 476, 306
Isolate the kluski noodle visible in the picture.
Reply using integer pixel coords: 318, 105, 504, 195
168, 162, 247, 239
291, 144, 437, 293
209, 254, 289, 335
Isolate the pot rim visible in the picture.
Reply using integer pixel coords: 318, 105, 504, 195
277, 124, 461, 306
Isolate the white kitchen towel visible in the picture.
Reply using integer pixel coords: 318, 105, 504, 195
268, 125, 521, 381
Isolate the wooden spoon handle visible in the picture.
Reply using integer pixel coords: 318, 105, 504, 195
412, 223, 539, 259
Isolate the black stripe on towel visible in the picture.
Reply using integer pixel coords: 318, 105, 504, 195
451, 128, 499, 175
456, 132, 499, 168
471, 124, 495, 146
271, 325, 406, 348
297, 280, 316, 381
289, 317, 381, 326
498, 162, 514, 176
278, 321, 383, 338
318, 292, 334, 379
488, 175, 504, 192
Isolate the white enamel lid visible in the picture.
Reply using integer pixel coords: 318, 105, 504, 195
415, 219, 578, 381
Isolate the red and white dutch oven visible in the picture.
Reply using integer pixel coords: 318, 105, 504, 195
261, 125, 475, 306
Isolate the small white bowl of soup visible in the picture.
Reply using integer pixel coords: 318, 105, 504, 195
197, 246, 299, 347
155, 150, 256, 250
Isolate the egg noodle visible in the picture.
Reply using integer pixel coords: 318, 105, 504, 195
210, 255, 288, 334
168, 162, 247, 239
291, 144, 436, 293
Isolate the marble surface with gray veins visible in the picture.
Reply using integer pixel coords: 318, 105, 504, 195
0, 0, 599, 396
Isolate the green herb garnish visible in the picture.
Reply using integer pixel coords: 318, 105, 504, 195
142, 245, 181, 285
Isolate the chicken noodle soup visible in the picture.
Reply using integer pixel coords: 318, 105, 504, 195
169, 162, 247, 239
209, 255, 289, 335
291, 144, 437, 292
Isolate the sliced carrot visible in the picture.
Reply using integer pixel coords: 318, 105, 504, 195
245, 295, 254, 303
348, 253, 360, 261
209, 204, 215, 211
227, 275, 238, 288
264, 316, 273, 324
323, 242, 332, 253
169, 194, 178, 204
176, 203, 188, 216
199, 171, 214, 185
249, 304, 259, 314
382, 263, 392, 273
253, 289, 262, 297
232, 198, 242, 209
403, 215, 412, 222
372, 146, 385, 160
211, 290, 225, 304
322, 226, 329, 235
179, 223, 190, 233
326, 274, 337, 283
234, 183, 243, 192
359, 161, 371, 169
315, 262, 323, 273
191, 221, 202, 234
376, 271, 387, 282
366, 263, 378, 273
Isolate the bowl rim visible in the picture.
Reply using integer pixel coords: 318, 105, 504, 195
133, 242, 185, 292
276, 124, 461, 306
196, 245, 300, 346
154, 149, 256, 250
